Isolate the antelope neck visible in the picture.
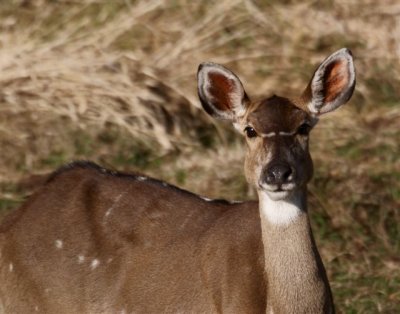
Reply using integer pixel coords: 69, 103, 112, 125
258, 189, 334, 313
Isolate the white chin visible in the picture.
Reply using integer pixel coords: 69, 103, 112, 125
265, 190, 292, 201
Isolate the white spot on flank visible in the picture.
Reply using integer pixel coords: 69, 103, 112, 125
179, 211, 195, 230
104, 192, 126, 220
229, 200, 243, 204
9, 263, 13, 272
201, 196, 242, 204
55, 240, 63, 249
78, 255, 85, 264
136, 176, 147, 181
35, 306, 39, 311
91, 259, 100, 270
259, 191, 302, 225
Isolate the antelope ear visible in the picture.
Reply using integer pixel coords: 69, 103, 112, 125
197, 62, 249, 120
301, 48, 356, 115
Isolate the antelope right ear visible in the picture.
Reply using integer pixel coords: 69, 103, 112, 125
197, 62, 249, 121
301, 48, 356, 115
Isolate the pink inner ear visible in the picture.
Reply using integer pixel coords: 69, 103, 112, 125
208, 72, 236, 111
324, 60, 349, 102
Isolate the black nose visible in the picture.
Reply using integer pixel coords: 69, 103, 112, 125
264, 163, 293, 186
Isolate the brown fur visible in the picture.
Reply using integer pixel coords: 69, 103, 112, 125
241, 96, 315, 190
1, 49, 355, 313
0, 163, 266, 313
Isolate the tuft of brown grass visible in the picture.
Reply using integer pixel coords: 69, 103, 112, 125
0, 0, 399, 312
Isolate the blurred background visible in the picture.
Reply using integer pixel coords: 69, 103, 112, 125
0, 0, 399, 312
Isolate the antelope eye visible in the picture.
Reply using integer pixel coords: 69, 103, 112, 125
244, 126, 258, 138
297, 123, 311, 136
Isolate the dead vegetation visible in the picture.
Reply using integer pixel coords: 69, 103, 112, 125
0, 0, 399, 312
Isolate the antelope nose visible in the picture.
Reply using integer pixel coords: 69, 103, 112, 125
264, 163, 293, 186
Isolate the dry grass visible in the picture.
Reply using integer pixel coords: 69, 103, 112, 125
0, 0, 399, 312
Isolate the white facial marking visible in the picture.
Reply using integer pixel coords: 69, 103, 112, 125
78, 255, 85, 264
279, 131, 296, 136
261, 132, 276, 138
261, 131, 296, 138
259, 182, 277, 192
281, 182, 296, 190
265, 150, 273, 164
259, 191, 302, 225
91, 259, 100, 270
55, 240, 63, 249
233, 122, 242, 132
9, 263, 13, 272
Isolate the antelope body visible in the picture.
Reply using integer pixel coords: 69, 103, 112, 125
0, 48, 355, 314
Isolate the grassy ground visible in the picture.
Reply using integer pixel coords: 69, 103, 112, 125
0, 0, 399, 312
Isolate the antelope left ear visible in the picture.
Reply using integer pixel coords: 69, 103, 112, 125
301, 48, 356, 115
197, 62, 249, 121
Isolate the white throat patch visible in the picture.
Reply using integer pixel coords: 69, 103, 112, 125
258, 191, 303, 225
